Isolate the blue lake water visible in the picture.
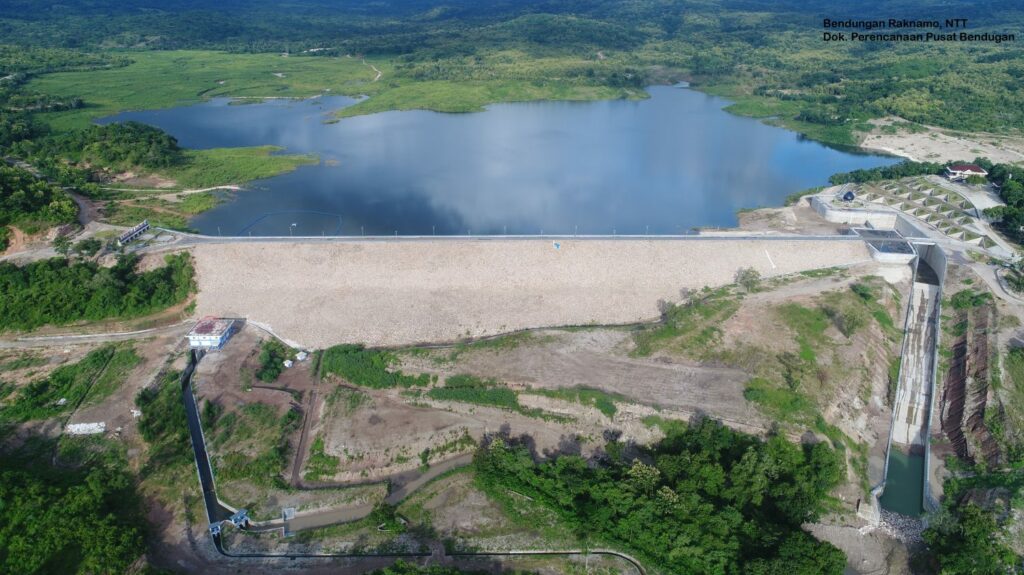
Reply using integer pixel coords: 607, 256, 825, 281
100, 86, 898, 236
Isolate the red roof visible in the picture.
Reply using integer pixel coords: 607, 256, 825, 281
189, 316, 232, 336
948, 164, 986, 173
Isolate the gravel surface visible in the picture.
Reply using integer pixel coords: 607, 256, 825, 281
192, 239, 872, 348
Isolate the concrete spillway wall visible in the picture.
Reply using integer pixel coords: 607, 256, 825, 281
916, 243, 946, 513
875, 241, 946, 517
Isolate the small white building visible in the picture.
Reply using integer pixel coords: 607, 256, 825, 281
283, 359, 294, 368
945, 164, 988, 181
187, 317, 236, 349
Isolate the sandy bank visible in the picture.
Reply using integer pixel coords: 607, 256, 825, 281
860, 118, 1024, 164
191, 239, 872, 348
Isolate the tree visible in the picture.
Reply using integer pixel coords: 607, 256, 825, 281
52, 234, 71, 257
923, 503, 1017, 575
473, 418, 846, 574
0, 459, 146, 574
736, 267, 761, 292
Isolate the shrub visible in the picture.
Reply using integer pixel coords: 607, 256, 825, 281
320, 344, 429, 388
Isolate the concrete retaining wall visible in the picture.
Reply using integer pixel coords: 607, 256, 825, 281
811, 196, 900, 228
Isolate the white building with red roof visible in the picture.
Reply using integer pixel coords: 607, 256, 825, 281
945, 164, 988, 181
187, 317, 236, 349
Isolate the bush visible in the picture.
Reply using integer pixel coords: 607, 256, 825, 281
427, 375, 519, 410
736, 267, 761, 292
320, 344, 429, 388
256, 338, 292, 382
950, 289, 992, 310
72, 237, 102, 256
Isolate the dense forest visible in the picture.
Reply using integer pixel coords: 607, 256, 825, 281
474, 418, 846, 574
0, 164, 77, 248
15, 121, 184, 170
0, 252, 195, 331
0, 448, 147, 574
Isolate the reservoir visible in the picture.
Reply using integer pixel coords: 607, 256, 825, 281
100, 86, 898, 236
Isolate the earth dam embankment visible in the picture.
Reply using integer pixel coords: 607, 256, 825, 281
190, 238, 873, 348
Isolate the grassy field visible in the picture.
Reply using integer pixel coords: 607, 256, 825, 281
29, 50, 646, 131
28, 51, 383, 131
164, 146, 318, 189
335, 79, 644, 118
95, 147, 317, 229
1, 346, 114, 421
82, 346, 140, 406
207, 401, 299, 488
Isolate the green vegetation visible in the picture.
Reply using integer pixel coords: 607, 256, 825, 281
783, 186, 824, 207
0, 252, 194, 331
924, 459, 1024, 574
320, 344, 430, 389
950, 288, 994, 310
475, 418, 846, 574
776, 303, 829, 364
72, 237, 101, 256
25, 50, 381, 131
368, 503, 407, 533
208, 402, 300, 488
632, 287, 739, 357
530, 387, 622, 419
0, 345, 113, 421
82, 345, 140, 405
256, 338, 292, 382
427, 374, 519, 411
924, 503, 1019, 574
735, 267, 761, 293
828, 160, 945, 185
136, 369, 191, 470
0, 353, 46, 372
163, 146, 317, 189
4, 2, 1021, 148
426, 374, 565, 421
304, 435, 340, 482
17, 120, 183, 169
0, 445, 146, 574
335, 78, 642, 119
1000, 348, 1024, 463
201, 399, 223, 430
743, 376, 817, 423
324, 385, 369, 414
0, 164, 76, 249
980, 161, 1024, 244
